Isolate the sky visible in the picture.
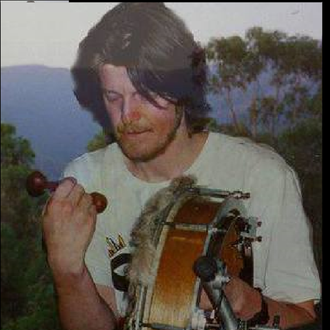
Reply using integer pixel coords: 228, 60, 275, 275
1, 2, 322, 69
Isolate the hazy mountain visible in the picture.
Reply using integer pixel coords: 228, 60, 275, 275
1, 65, 100, 180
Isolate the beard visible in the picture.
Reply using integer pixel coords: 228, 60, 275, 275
115, 107, 183, 162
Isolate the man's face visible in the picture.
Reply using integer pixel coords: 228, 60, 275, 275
99, 64, 183, 162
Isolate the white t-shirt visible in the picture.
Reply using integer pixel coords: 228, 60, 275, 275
63, 132, 321, 316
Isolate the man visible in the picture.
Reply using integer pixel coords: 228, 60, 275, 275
42, 3, 320, 330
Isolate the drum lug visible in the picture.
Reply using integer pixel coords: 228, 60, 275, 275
238, 217, 262, 243
191, 309, 207, 330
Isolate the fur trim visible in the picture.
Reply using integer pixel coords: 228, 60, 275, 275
128, 175, 196, 286
126, 175, 197, 317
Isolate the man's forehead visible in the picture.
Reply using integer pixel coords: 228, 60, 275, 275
99, 64, 136, 93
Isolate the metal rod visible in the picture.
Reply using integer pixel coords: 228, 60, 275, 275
141, 323, 186, 330
161, 221, 227, 233
187, 187, 250, 200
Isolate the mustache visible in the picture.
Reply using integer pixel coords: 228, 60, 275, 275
116, 119, 152, 136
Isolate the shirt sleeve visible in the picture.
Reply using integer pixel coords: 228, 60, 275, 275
248, 157, 321, 304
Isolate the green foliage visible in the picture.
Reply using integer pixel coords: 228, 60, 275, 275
206, 27, 322, 138
308, 85, 322, 119
87, 130, 108, 152
207, 36, 250, 131
1, 123, 61, 330
277, 119, 322, 275
86, 130, 115, 152
1, 124, 35, 167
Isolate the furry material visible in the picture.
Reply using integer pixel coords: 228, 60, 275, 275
128, 175, 196, 286
126, 175, 197, 318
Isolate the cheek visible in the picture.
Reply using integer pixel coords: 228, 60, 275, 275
152, 110, 178, 132
156, 116, 175, 132
108, 111, 120, 127
104, 102, 120, 126
144, 102, 178, 130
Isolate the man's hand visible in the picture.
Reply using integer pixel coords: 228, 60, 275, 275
199, 276, 262, 321
42, 178, 97, 276
223, 276, 262, 320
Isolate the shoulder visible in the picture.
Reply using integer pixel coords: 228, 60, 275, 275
62, 143, 121, 185
209, 132, 290, 175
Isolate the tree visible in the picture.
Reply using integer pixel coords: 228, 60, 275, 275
277, 118, 322, 277
86, 130, 109, 152
207, 35, 250, 134
206, 28, 322, 139
1, 123, 61, 330
245, 27, 288, 138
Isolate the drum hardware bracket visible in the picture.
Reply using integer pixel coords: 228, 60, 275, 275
161, 221, 228, 234
161, 221, 209, 232
186, 187, 251, 200
204, 323, 220, 329
238, 217, 262, 243
194, 256, 239, 330
141, 322, 186, 330
191, 309, 207, 330
131, 285, 148, 330
193, 257, 282, 330
245, 313, 281, 330
247, 326, 279, 330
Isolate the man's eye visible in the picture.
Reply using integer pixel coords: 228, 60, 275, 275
105, 93, 121, 103
108, 96, 120, 102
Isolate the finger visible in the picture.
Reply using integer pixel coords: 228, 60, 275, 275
53, 177, 77, 200
67, 183, 86, 207
88, 204, 97, 217
78, 193, 93, 211
79, 194, 97, 220
199, 289, 213, 310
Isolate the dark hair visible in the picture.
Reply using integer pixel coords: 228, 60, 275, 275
71, 2, 211, 136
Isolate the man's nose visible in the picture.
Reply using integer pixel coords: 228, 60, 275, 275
121, 98, 142, 123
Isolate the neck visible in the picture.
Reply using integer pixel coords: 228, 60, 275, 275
124, 128, 209, 183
